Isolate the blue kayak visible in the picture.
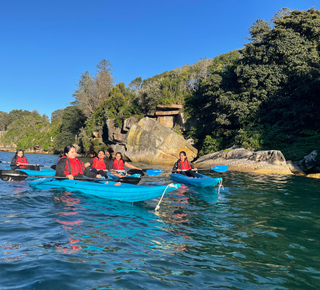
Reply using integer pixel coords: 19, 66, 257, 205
169, 172, 222, 188
13, 169, 140, 182
29, 178, 181, 202
15, 169, 56, 179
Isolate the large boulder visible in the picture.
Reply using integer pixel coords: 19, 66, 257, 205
125, 117, 197, 165
194, 148, 293, 175
293, 150, 319, 174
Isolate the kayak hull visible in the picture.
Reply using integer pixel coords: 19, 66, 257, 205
16, 169, 56, 179
29, 178, 181, 202
169, 172, 221, 187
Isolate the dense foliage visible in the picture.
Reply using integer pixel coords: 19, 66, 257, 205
1, 8, 319, 161
185, 8, 320, 160
0, 110, 60, 152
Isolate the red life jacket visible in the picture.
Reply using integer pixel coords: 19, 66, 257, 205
16, 156, 28, 168
112, 159, 124, 170
92, 157, 107, 170
60, 156, 85, 176
178, 159, 192, 170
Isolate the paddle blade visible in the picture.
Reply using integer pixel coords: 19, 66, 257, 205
145, 169, 164, 176
210, 165, 228, 172
126, 169, 145, 176
51, 165, 57, 170
118, 176, 141, 185
0, 170, 29, 181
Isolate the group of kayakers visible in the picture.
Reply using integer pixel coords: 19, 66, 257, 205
54, 145, 142, 181
9, 146, 196, 180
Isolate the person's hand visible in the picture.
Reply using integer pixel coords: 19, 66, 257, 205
177, 169, 181, 172
67, 175, 74, 180
96, 174, 102, 178
84, 162, 91, 167
16, 162, 20, 166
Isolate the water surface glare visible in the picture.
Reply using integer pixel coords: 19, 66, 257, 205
0, 152, 319, 289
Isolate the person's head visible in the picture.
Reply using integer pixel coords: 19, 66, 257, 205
15, 149, 24, 158
179, 151, 187, 161
115, 152, 123, 161
107, 148, 114, 159
64, 145, 77, 159
97, 150, 106, 159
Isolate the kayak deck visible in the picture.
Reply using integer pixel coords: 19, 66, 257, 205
16, 168, 56, 179
29, 178, 181, 202
169, 172, 221, 187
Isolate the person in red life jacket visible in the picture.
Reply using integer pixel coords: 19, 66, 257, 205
111, 152, 142, 177
10, 149, 40, 171
85, 149, 112, 179
172, 151, 197, 178
55, 145, 88, 180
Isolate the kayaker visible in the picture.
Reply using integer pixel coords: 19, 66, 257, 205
55, 145, 93, 180
10, 149, 40, 171
111, 152, 142, 177
85, 149, 112, 179
172, 151, 197, 178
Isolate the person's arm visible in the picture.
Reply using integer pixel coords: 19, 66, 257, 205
124, 162, 142, 170
172, 161, 179, 172
10, 157, 17, 170
55, 159, 67, 177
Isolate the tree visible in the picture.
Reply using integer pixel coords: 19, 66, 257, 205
53, 106, 86, 151
72, 59, 114, 117
0, 111, 9, 131
246, 19, 271, 42
0, 110, 55, 151
51, 109, 64, 123
128, 77, 142, 94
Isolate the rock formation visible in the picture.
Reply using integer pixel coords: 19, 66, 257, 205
125, 117, 197, 165
194, 147, 293, 175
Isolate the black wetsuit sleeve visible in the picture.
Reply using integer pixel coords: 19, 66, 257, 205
55, 159, 67, 177
10, 157, 17, 170
172, 161, 178, 171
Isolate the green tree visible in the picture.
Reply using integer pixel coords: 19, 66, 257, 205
51, 109, 64, 123
246, 19, 271, 42
0, 111, 10, 131
53, 106, 86, 152
72, 59, 114, 117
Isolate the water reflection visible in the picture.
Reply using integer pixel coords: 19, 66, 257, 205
1, 153, 320, 288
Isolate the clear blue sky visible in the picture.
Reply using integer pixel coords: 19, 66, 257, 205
0, 0, 317, 119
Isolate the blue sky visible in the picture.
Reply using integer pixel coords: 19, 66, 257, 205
0, 0, 317, 119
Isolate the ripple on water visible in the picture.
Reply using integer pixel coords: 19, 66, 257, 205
0, 154, 320, 288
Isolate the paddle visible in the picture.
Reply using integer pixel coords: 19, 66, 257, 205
126, 169, 145, 176
0, 170, 140, 184
0, 160, 56, 170
143, 165, 229, 176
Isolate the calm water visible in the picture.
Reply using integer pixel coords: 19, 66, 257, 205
0, 152, 319, 289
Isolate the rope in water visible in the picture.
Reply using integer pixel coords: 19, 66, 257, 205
155, 183, 178, 211
218, 178, 224, 195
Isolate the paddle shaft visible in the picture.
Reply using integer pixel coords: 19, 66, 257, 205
145, 165, 228, 176
0, 161, 49, 168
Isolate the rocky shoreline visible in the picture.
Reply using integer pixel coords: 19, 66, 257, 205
194, 148, 320, 179
1, 117, 319, 179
